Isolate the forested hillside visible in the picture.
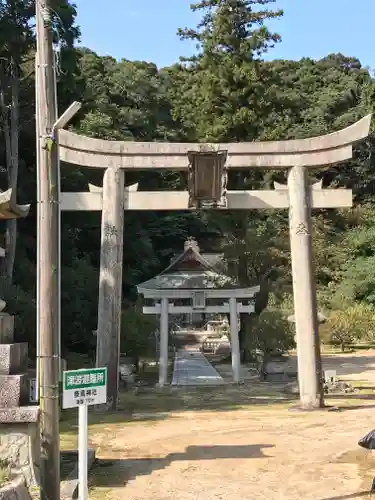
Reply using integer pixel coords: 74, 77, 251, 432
1, 0, 375, 361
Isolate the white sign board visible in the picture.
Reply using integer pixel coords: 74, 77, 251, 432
62, 367, 107, 500
62, 367, 107, 409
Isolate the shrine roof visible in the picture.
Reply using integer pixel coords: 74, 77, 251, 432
137, 239, 238, 290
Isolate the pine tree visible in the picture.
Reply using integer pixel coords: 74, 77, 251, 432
178, 0, 283, 64
173, 0, 284, 142
171, 1, 287, 361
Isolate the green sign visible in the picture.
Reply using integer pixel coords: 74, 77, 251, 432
63, 368, 106, 390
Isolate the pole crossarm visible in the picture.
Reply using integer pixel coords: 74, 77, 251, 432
60, 188, 352, 211
59, 115, 371, 170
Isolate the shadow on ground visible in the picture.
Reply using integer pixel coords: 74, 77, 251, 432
337, 404, 375, 411
321, 354, 375, 381
60, 383, 295, 432
326, 391, 375, 411
320, 492, 369, 499
326, 393, 375, 402
89, 444, 274, 488
60, 380, 375, 437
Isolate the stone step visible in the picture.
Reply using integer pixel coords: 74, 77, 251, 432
0, 343, 28, 375
0, 314, 14, 343
0, 374, 28, 407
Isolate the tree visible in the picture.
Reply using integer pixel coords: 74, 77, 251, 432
174, 0, 284, 141
0, 0, 79, 282
250, 309, 295, 356
322, 304, 375, 351
327, 212, 375, 309
0, 0, 34, 281
120, 308, 157, 371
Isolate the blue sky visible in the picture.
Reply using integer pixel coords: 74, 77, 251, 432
75, 0, 375, 70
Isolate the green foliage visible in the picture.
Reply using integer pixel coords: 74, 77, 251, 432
174, 0, 284, 142
250, 309, 295, 355
333, 256, 375, 307
120, 309, 157, 363
219, 213, 289, 286
321, 304, 375, 351
326, 212, 375, 309
60, 256, 99, 354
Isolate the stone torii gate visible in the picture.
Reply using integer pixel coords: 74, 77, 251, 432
58, 114, 371, 409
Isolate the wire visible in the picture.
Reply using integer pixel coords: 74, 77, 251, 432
39, 2, 66, 76
40, 4, 52, 25
54, 48, 62, 77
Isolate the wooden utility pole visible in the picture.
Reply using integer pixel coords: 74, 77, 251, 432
36, 0, 60, 498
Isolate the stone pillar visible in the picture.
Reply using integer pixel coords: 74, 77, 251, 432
159, 298, 169, 386
96, 167, 125, 408
229, 297, 241, 383
288, 166, 323, 409
0, 299, 40, 486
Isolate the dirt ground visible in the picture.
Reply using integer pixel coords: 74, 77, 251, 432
61, 350, 375, 500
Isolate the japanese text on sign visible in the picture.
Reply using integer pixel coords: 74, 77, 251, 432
65, 371, 105, 389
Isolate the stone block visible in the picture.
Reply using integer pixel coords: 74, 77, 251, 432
263, 360, 297, 376
284, 381, 299, 395
0, 420, 40, 487
0, 407, 39, 424
0, 344, 28, 375
0, 476, 32, 500
0, 375, 28, 407
0, 315, 14, 344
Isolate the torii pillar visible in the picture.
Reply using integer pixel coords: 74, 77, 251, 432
285, 172, 323, 408
95, 168, 125, 409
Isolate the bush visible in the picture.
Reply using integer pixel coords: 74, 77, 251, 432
120, 308, 157, 369
251, 309, 295, 356
321, 304, 375, 351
